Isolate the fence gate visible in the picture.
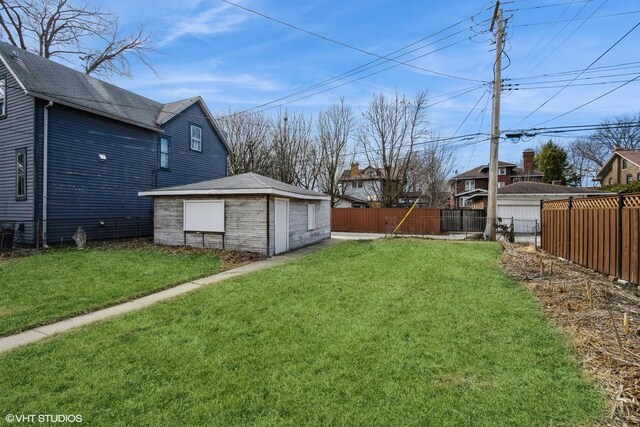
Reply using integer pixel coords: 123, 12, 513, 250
440, 209, 486, 232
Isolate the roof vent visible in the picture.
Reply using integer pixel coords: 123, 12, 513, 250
10, 49, 18, 59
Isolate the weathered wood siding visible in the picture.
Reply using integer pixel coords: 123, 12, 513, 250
268, 197, 331, 256
153, 195, 269, 255
154, 194, 330, 256
0, 60, 35, 220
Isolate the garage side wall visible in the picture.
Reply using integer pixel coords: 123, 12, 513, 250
153, 195, 268, 255
268, 197, 330, 256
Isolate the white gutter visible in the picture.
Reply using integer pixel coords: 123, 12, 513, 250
42, 101, 53, 246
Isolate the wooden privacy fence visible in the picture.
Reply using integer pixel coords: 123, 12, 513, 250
541, 193, 640, 284
331, 208, 441, 234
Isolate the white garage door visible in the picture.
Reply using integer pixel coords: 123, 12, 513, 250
497, 204, 540, 233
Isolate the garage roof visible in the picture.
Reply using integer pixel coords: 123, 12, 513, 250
139, 173, 330, 200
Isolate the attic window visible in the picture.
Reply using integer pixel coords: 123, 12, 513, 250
0, 77, 6, 117
190, 124, 202, 152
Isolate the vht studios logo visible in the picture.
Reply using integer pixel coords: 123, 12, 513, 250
5, 414, 83, 423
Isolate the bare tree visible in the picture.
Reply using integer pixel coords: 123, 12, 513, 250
405, 134, 454, 207
569, 113, 640, 184
0, 0, 154, 78
317, 98, 356, 207
359, 91, 429, 206
271, 110, 319, 188
215, 110, 272, 176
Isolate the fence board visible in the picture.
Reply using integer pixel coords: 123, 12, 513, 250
542, 193, 640, 285
331, 208, 441, 234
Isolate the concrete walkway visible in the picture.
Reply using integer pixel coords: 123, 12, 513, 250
0, 238, 347, 354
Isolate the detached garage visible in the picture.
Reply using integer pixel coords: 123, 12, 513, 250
139, 173, 331, 256
495, 181, 611, 233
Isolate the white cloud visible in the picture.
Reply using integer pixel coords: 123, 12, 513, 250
160, 4, 248, 46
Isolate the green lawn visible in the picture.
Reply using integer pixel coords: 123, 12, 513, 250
0, 240, 603, 426
0, 247, 221, 336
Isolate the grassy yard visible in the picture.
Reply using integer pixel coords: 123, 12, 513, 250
0, 240, 603, 425
0, 246, 221, 336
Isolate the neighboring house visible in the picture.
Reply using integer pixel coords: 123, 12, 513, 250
594, 148, 640, 185
333, 194, 369, 208
449, 149, 543, 208
139, 173, 330, 256
465, 181, 610, 233
0, 42, 229, 245
338, 163, 402, 206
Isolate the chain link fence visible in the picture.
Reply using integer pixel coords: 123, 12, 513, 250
0, 216, 153, 253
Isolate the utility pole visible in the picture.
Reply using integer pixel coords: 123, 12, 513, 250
487, 1, 504, 241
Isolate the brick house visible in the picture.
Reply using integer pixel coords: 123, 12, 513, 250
449, 149, 543, 208
594, 148, 640, 186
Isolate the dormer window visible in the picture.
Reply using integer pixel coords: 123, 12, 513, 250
190, 124, 202, 152
0, 77, 6, 118
498, 167, 506, 175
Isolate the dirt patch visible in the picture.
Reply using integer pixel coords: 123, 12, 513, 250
0, 238, 265, 270
501, 245, 640, 426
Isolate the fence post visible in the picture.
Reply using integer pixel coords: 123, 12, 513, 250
539, 199, 544, 250
617, 192, 624, 279
567, 197, 573, 260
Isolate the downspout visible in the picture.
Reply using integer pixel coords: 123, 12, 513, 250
42, 101, 53, 247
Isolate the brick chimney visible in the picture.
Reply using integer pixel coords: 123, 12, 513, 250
350, 162, 360, 177
522, 149, 535, 174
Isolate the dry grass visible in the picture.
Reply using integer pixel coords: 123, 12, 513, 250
501, 245, 640, 426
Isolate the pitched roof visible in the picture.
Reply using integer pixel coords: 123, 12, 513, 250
497, 181, 610, 195
450, 161, 543, 181
339, 166, 401, 181
595, 150, 640, 180
0, 41, 230, 151
139, 173, 330, 200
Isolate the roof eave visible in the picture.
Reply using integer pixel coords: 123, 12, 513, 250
138, 187, 330, 200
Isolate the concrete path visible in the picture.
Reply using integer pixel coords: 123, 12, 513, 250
0, 238, 348, 354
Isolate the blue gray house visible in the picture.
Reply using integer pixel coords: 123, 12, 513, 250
0, 42, 229, 245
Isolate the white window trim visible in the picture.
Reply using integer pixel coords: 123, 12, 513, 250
498, 182, 505, 188
498, 167, 506, 175
190, 124, 202, 152
464, 180, 475, 191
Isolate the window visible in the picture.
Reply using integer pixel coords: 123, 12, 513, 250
627, 174, 633, 184
159, 136, 170, 169
498, 167, 506, 175
608, 177, 613, 185
357, 181, 363, 188
498, 182, 505, 188
307, 204, 316, 230
15, 148, 26, 200
637, 172, 640, 181
351, 181, 363, 189
190, 124, 202, 152
0, 77, 6, 118
464, 180, 475, 191
622, 159, 628, 170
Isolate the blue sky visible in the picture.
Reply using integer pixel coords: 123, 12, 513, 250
102, 0, 640, 173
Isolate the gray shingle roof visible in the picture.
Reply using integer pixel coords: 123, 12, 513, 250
139, 173, 330, 200
450, 161, 543, 181
0, 42, 228, 141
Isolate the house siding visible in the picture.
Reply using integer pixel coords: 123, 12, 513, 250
153, 195, 268, 255
156, 102, 228, 189
0, 60, 35, 221
601, 155, 640, 185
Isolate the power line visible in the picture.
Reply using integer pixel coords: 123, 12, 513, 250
219, 0, 486, 83
506, 19, 640, 131
511, 10, 640, 27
